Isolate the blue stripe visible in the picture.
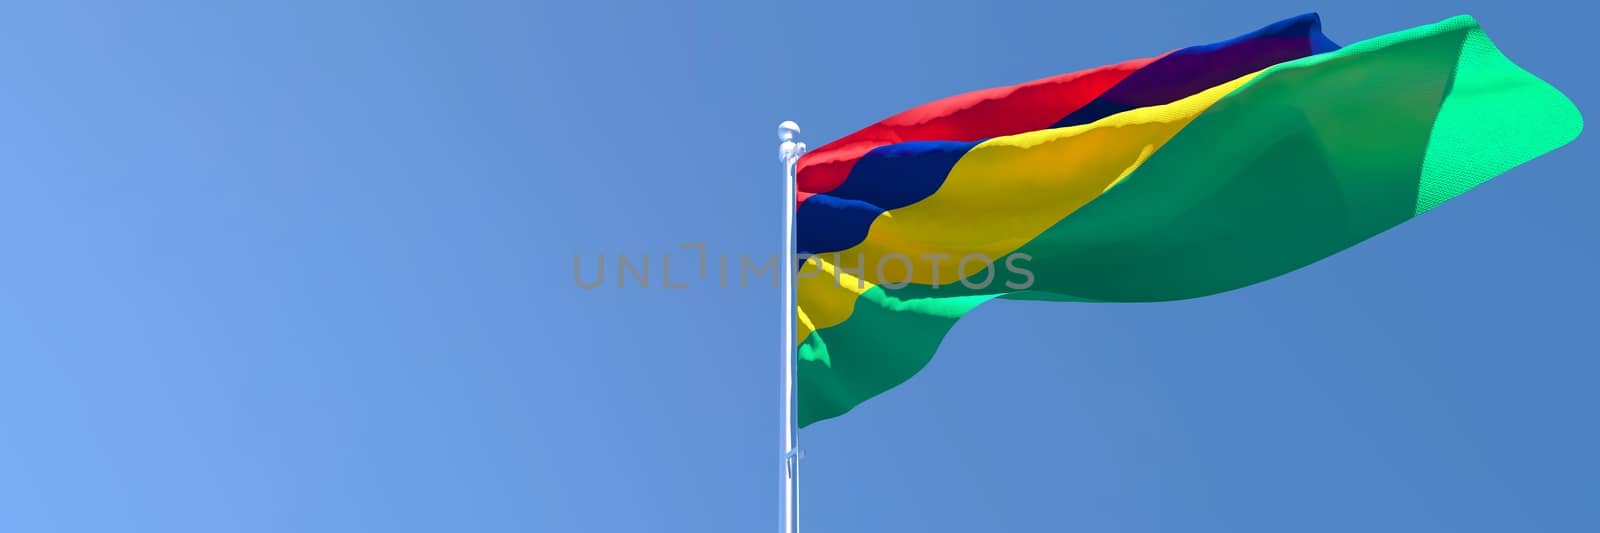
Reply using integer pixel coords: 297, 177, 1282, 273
828, 141, 975, 210
1053, 12, 1339, 128
797, 194, 884, 256
798, 140, 977, 254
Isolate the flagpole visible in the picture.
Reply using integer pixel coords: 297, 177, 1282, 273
778, 120, 806, 533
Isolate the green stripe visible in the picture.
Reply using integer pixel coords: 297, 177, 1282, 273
798, 16, 1582, 427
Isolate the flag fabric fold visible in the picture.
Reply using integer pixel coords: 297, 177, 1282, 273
794, 14, 1582, 427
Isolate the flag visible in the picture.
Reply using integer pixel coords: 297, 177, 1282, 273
794, 14, 1582, 427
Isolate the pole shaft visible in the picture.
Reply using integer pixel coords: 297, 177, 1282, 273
778, 121, 805, 533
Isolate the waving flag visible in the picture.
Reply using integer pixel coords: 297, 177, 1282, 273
794, 14, 1582, 427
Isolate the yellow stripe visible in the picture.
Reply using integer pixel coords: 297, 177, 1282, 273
796, 71, 1259, 345
796, 254, 877, 346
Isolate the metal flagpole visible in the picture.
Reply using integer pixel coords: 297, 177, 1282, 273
778, 121, 806, 533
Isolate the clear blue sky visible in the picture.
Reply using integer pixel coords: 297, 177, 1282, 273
0, 1, 1594, 531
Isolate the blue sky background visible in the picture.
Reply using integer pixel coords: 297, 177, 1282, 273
1, 1, 1594, 531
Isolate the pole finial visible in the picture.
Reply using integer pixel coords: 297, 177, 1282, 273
778, 120, 800, 142
778, 121, 807, 165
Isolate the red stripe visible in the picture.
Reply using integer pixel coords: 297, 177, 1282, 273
796, 54, 1163, 195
